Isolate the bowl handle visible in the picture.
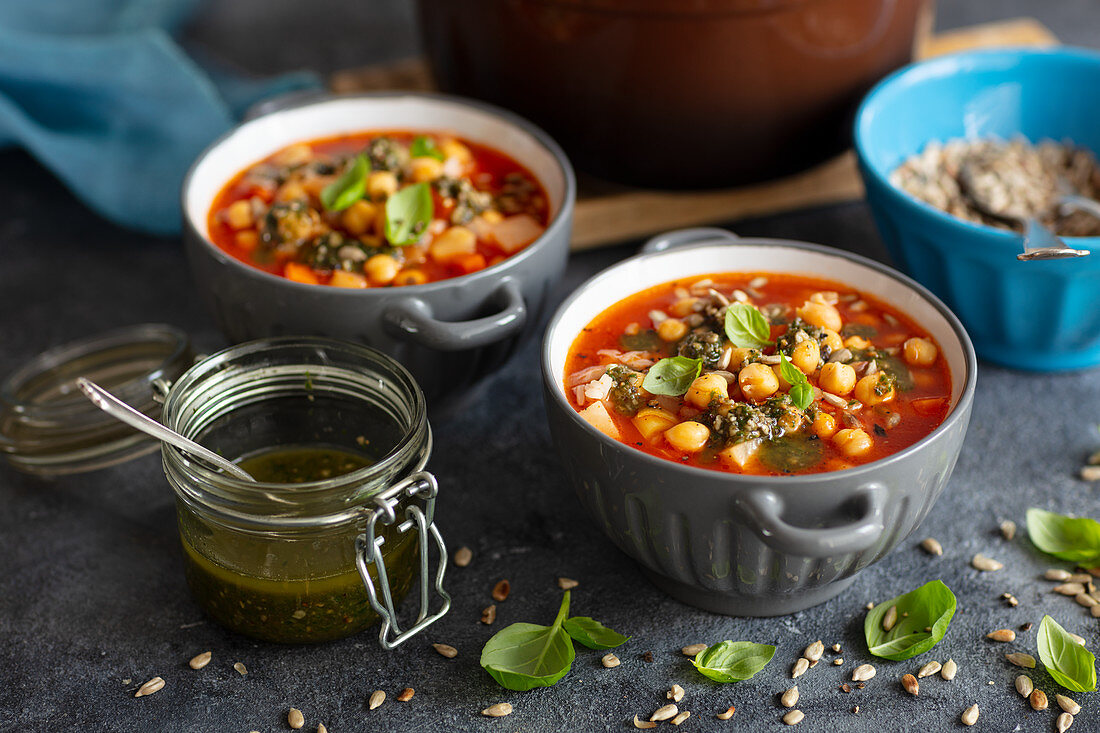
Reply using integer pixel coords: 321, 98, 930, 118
382, 277, 527, 351
640, 227, 740, 254
735, 482, 886, 557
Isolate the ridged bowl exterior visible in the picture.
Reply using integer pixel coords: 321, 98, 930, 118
855, 48, 1100, 371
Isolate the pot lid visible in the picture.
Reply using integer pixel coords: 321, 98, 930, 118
0, 324, 192, 476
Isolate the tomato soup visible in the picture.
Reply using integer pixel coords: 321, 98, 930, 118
564, 273, 951, 475
208, 131, 550, 287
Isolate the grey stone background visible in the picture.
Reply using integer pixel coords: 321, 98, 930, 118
3, 1, 1100, 731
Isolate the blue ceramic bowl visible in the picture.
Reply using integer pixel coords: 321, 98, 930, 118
855, 48, 1100, 371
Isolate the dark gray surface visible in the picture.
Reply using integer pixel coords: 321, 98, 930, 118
4, 3, 1100, 732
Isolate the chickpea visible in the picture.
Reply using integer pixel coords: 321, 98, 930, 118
441, 138, 473, 165
686, 373, 729, 409
729, 347, 758, 369
365, 254, 400, 286
809, 291, 839, 305
739, 362, 779, 401
790, 340, 821, 375
668, 297, 699, 317
275, 181, 307, 202
855, 373, 895, 406
329, 270, 367, 288
822, 329, 843, 352
796, 301, 842, 332
394, 268, 428, 286
664, 421, 710, 453
225, 200, 253, 229
833, 428, 873, 458
632, 408, 678, 442
272, 143, 312, 167
368, 171, 398, 200
903, 337, 939, 367
818, 362, 857, 396
341, 200, 378, 236
813, 411, 838, 439
409, 156, 444, 182
657, 318, 689, 342
844, 335, 872, 350
772, 363, 790, 391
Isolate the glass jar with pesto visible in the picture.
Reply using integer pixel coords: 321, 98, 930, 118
158, 337, 450, 646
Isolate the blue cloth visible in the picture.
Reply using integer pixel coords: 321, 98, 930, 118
0, 1, 320, 235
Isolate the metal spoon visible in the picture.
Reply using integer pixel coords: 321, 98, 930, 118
76, 377, 255, 481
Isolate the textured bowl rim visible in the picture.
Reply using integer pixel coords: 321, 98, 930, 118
854, 45, 1100, 252
179, 91, 577, 295
541, 236, 979, 486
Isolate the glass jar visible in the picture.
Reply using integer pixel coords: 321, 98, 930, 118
158, 337, 450, 646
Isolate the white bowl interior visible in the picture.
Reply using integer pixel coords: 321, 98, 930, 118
184, 96, 567, 237
547, 243, 967, 410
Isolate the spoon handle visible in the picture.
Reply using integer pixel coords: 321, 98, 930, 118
76, 378, 254, 482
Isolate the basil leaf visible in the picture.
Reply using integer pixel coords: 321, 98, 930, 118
410, 135, 445, 161
1027, 508, 1100, 563
864, 580, 956, 660
562, 617, 630, 650
320, 154, 370, 212
789, 383, 814, 410
778, 354, 814, 410
1038, 615, 1097, 692
691, 641, 776, 683
724, 303, 773, 349
384, 182, 434, 246
480, 592, 575, 691
642, 356, 702, 396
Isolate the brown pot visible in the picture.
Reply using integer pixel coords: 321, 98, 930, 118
418, 0, 930, 188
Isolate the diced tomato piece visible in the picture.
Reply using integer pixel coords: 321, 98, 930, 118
911, 396, 948, 417
453, 253, 487, 275
284, 262, 320, 285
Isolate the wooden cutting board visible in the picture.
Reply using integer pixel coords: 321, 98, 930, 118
330, 18, 1058, 251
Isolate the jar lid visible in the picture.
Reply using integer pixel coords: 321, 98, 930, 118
0, 324, 192, 476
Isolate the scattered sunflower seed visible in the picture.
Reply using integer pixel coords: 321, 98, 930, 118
433, 643, 458, 659
682, 644, 707, 657
961, 704, 979, 726
1006, 652, 1036, 668
852, 706, 860, 714
1092, 605, 1100, 618
1058, 712, 1075, 732
651, 704, 679, 722
1056, 694, 1081, 715
642, 652, 654, 663
557, 577, 579, 590
866, 602, 875, 610
834, 658, 844, 666
288, 708, 305, 729
832, 643, 842, 653
941, 659, 957, 680
804, 640, 824, 662
1002, 592, 1019, 607
716, 706, 736, 720
1030, 689, 1049, 711
882, 605, 898, 632
188, 651, 211, 670
901, 674, 919, 696
852, 664, 876, 682
233, 662, 247, 675
453, 546, 472, 567
481, 604, 497, 625
1055, 582, 1086, 596
492, 580, 511, 602
1081, 466, 1100, 482
918, 661, 941, 678
397, 688, 415, 702
1021, 622, 1034, 631
792, 658, 810, 678
1000, 520, 1017, 540
134, 677, 165, 698
782, 709, 804, 725
972, 554, 1003, 571
987, 629, 1016, 642
1070, 573, 1094, 584
1015, 675, 1034, 697
633, 715, 657, 729
1076, 593, 1099, 608
919, 538, 944, 556
369, 690, 386, 710
670, 711, 691, 726
781, 686, 799, 707
482, 703, 513, 718
1046, 569, 1073, 581
840, 684, 852, 693
667, 685, 684, 702
317, 724, 327, 733
602, 653, 620, 669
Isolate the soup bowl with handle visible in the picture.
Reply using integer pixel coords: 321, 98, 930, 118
182, 92, 575, 406
541, 228, 977, 615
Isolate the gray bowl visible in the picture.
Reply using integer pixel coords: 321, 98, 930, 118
182, 93, 575, 405
542, 228, 978, 616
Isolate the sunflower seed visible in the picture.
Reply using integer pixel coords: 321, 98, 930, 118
1055, 583, 1086, 596
716, 706, 736, 720
792, 658, 810, 678
972, 554, 1003, 571
1030, 689, 1048, 711
804, 640, 824, 662
667, 684, 684, 702
1002, 592, 1019, 607
961, 704, 979, 726
1000, 520, 1017, 540
783, 709, 804, 725
901, 674, 919, 696
882, 605, 898, 632
682, 644, 707, 657
941, 659, 957, 680
822, 392, 848, 407
1081, 466, 1100, 481
134, 677, 164, 697
1090, 449, 1100, 465
482, 703, 513, 718
651, 704, 678, 722
852, 706, 860, 714
633, 715, 657, 729
188, 651, 211, 670
288, 708, 305, 729
233, 662, 247, 675
557, 577, 579, 590
1015, 675, 1034, 697
397, 688, 414, 702
453, 546, 472, 566
1092, 605, 1100, 618
433, 643, 458, 658
602, 653, 620, 668
670, 711, 691, 726
481, 604, 497, 625
1076, 593, 1099, 608
369, 690, 386, 710
781, 686, 799, 707
318, 724, 328, 733
834, 658, 844, 666
852, 664, 876, 682
920, 538, 944, 556
492, 580, 510, 602
832, 643, 842, 653
1007, 652, 1036, 668
1046, 569, 1073, 581
1070, 573, 1093, 584
1056, 694, 1081, 714
1058, 712, 1075, 732
987, 629, 1016, 642
918, 661, 941, 678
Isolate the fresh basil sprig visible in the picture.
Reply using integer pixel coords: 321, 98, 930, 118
1038, 615, 1097, 692
562, 617, 630, 650
410, 135, 445, 161
320, 154, 370, 212
778, 354, 814, 410
384, 181, 434, 246
1027, 508, 1100, 563
480, 591, 575, 691
724, 303, 773, 349
642, 356, 702, 396
691, 641, 776, 683
864, 580, 956, 660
